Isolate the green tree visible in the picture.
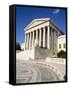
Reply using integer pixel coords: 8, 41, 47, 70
57, 50, 66, 58
16, 43, 21, 50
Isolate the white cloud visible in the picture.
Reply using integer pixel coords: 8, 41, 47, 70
52, 9, 60, 14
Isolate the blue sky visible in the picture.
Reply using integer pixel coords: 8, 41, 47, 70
16, 6, 67, 44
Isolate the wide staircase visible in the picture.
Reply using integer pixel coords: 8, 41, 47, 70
34, 47, 53, 59
16, 46, 55, 60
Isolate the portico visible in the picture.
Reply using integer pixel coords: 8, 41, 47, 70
25, 26, 50, 49
24, 18, 64, 57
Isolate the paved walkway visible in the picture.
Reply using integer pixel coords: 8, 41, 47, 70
16, 59, 62, 84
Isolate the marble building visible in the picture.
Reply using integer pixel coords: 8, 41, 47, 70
19, 18, 64, 59
57, 35, 66, 52
24, 18, 63, 50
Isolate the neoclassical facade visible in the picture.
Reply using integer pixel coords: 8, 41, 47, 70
57, 35, 66, 52
24, 18, 64, 55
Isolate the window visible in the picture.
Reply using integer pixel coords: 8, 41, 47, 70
59, 44, 61, 49
63, 43, 66, 48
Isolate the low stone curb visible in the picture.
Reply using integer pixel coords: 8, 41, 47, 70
29, 61, 64, 81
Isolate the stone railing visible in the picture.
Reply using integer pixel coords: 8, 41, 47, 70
45, 57, 66, 64
16, 49, 35, 60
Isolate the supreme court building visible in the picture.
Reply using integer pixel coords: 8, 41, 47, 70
24, 18, 64, 58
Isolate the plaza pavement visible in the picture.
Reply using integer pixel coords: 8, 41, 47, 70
16, 59, 65, 84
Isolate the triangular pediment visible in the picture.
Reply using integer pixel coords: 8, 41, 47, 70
24, 18, 50, 31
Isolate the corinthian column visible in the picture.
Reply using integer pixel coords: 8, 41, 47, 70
47, 26, 50, 49
39, 28, 42, 47
35, 30, 38, 46
27, 33, 29, 50
29, 32, 32, 49
43, 27, 46, 48
32, 31, 34, 47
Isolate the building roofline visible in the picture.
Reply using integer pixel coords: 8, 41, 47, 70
49, 19, 64, 34
24, 18, 50, 31
58, 35, 66, 38
24, 18, 64, 34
